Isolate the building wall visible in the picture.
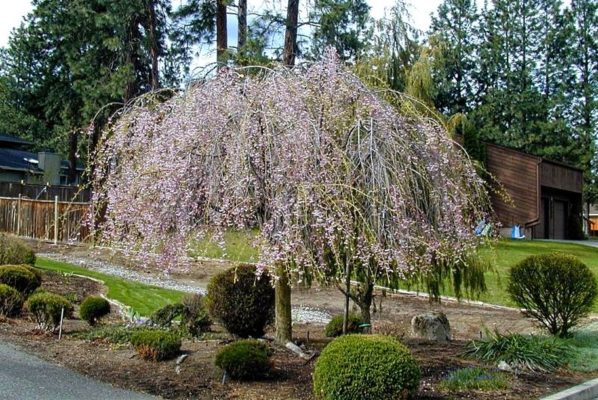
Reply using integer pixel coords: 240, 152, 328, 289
0, 171, 25, 183
486, 144, 540, 228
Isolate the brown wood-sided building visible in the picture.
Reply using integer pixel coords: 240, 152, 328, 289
485, 143, 583, 240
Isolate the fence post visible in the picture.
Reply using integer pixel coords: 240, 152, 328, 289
54, 195, 59, 245
16, 194, 21, 236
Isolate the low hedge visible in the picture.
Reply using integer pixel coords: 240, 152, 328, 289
313, 334, 421, 400
79, 296, 111, 326
26, 291, 73, 332
0, 283, 23, 317
215, 339, 271, 380
0, 265, 42, 295
130, 330, 181, 361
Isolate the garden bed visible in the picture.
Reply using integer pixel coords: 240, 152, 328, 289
0, 268, 594, 400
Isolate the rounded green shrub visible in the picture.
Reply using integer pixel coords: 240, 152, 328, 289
0, 234, 36, 265
206, 264, 274, 338
0, 283, 24, 317
79, 296, 111, 326
325, 314, 364, 337
215, 339, 271, 380
0, 265, 42, 295
181, 293, 212, 337
130, 330, 181, 361
26, 292, 73, 331
313, 334, 421, 400
508, 253, 597, 337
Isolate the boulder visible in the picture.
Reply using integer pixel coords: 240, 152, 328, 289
411, 311, 451, 342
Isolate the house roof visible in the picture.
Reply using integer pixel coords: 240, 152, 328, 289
590, 204, 598, 216
0, 134, 33, 148
0, 148, 43, 174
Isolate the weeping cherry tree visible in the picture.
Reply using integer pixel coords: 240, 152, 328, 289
91, 51, 489, 340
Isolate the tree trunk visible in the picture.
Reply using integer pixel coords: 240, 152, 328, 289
67, 130, 78, 184
237, 0, 247, 55
216, 0, 228, 64
146, 0, 160, 90
275, 263, 292, 343
283, 0, 299, 66
357, 281, 374, 325
342, 260, 351, 334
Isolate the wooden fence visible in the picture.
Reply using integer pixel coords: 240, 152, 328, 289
0, 196, 90, 243
0, 182, 90, 202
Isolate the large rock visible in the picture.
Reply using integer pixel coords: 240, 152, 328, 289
411, 311, 451, 342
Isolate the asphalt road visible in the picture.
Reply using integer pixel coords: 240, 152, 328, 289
0, 342, 157, 400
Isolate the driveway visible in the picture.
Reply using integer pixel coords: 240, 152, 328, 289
0, 342, 157, 400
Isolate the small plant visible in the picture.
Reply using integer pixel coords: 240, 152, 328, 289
508, 253, 597, 337
325, 314, 364, 337
0, 283, 24, 317
149, 303, 184, 328
0, 265, 42, 295
313, 334, 421, 400
26, 292, 73, 332
215, 339, 271, 380
464, 330, 572, 372
79, 296, 111, 326
0, 234, 36, 265
441, 367, 509, 391
206, 264, 274, 338
130, 329, 181, 361
181, 293, 212, 337
74, 324, 150, 344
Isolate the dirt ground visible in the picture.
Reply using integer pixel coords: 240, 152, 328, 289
0, 241, 593, 399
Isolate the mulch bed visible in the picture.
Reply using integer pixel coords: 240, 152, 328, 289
0, 269, 593, 400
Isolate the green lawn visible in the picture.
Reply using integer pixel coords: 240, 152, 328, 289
192, 232, 598, 312
35, 257, 184, 316
478, 240, 598, 311
188, 230, 259, 263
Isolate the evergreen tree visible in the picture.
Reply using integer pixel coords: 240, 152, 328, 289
310, 0, 372, 62
429, 0, 479, 114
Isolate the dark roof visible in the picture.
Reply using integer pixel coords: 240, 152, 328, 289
0, 148, 43, 174
0, 134, 33, 147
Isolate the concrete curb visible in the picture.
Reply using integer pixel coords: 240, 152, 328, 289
540, 378, 598, 400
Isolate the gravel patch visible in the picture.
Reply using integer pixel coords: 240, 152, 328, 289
38, 253, 203, 294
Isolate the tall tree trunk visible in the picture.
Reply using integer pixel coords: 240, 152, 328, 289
275, 263, 292, 343
237, 0, 247, 56
146, 0, 160, 90
342, 259, 351, 334
124, 20, 139, 102
283, 0, 299, 66
216, 0, 228, 64
273, 0, 301, 344
67, 130, 78, 185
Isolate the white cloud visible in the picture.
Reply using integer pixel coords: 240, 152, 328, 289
0, 1, 32, 48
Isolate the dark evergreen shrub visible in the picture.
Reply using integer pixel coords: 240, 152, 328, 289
0, 234, 36, 265
324, 314, 364, 337
205, 264, 274, 338
313, 334, 421, 400
130, 330, 181, 361
0, 265, 42, 295
215, 339, 271, 380
149, 303, 185, 328
79, 296, 111, 326
508, 253, 597, 337
26, 292, 73, 331
0, 283, 23, 317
